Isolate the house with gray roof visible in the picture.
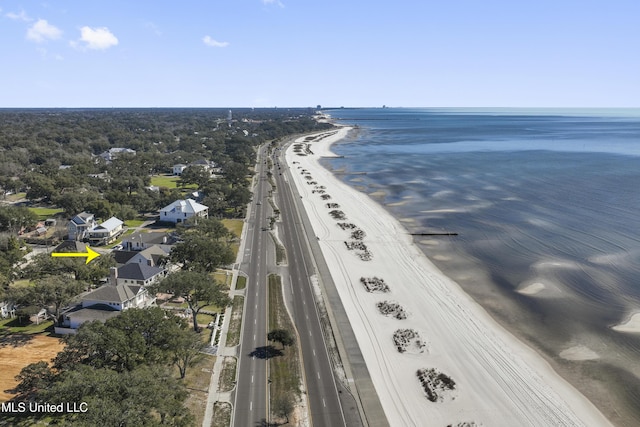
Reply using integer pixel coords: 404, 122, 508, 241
68, 212, 96, 241
127, 245, 170, 267
55, 267, 157, 334
114, 263, 165, 287
122, 231, 177, 252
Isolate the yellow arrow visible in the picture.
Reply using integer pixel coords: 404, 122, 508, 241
51, 247, 101, 264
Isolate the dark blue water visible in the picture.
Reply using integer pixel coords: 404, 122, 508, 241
323, 108, 640, 424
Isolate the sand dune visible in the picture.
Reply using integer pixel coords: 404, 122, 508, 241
285, 127, 612, 427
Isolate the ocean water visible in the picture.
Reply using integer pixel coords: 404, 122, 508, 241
322, 108, 640, 425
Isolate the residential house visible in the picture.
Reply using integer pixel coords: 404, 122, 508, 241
55, 268, 157, 334
127, 246, 170, 267
54, 240, 87, 253
121, 231, 177, 252
68, 212, 96, 241
87, 217, 124, 245
99, 148, 136, 162
1, 301, 16, 319
112, 263, 165, 287
159, 199, 208, 224
172, 164, 187, 176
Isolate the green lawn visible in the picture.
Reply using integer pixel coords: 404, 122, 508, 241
28, 207, 65, 220
0, 318, 54, 335
124, 219, 146, 227
221, 219, 243, 238
150, 175, 197, 190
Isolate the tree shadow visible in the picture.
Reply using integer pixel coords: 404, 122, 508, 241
255, 419, 279, 427
248, 345, 283, 360
0, 332, 35, 348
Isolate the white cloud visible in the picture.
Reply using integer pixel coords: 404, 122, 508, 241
6, 10, 32, 22
262, 0, 284, 7
203, 35, 229, 48
73, 26, 119, 50
27, 19, 62, 43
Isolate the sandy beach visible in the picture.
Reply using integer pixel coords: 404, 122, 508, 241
284, 126, 612, 427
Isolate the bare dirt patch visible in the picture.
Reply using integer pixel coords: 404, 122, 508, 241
0, 335, 64, 401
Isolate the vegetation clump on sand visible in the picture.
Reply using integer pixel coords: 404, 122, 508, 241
337, 222, 357, 230
326, 203, 340, 209
360, 277, 389, 293
350, 229, 366, 240
345, 241, 372, 260
416, 368, 456, 402
376, 301, 407, 319
320, 194, 331, 200
393, 329, 426, 353
329, 210, 346, 220
312, 188, 326, 194
447, 422, 479, 427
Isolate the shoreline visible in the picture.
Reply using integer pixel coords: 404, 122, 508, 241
284, 125, 612, 426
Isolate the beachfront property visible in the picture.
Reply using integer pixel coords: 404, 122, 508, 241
159, 198, 208, 224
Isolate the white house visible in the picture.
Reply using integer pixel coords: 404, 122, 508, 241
128, 246, 170, 267
121, 231, 177, 252
99, 148, 136, 162
55, 271, 156, 334
112, 263, 165, 287
159, 199, 208, 224
172, 164, 187, 176
87, 217, 124, 245
68, 212, 96, 241
1, 301, 16, 319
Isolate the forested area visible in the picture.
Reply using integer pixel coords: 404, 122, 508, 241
0, 108, 330, 219
0, 108, 332, 285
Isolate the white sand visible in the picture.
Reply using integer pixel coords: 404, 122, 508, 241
612, 313, 640, 333
285, 127, 612, 427
560, 345, 600, 361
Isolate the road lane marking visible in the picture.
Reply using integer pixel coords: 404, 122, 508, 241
252, 375, 254, 383
250, 401, 253, 411
323, 398, 326, 407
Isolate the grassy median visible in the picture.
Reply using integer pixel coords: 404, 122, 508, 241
268, 274, 301, 423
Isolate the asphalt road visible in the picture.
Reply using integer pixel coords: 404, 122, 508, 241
273, 146, 350, 427
233, 145, 272, 427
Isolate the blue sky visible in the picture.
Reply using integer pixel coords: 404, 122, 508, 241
1, 0, 639, 108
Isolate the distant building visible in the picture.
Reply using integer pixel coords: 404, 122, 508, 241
99, 148, 136, 162
159, 199, 208, 224
172, 164, 188, 176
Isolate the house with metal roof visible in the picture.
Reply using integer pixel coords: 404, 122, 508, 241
159, 198, 208, 224
87, 217, 124, 245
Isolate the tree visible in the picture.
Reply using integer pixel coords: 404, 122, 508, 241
170, 234, 234, 273
179, 165, 211, 189
267, 329, 295, 350
13, 361, 54, 399
0, 206, 39, 233
154, 270, 231, 332
31, 275, 84, 324
167, 327, 205, 379
272, 394, 294, 424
